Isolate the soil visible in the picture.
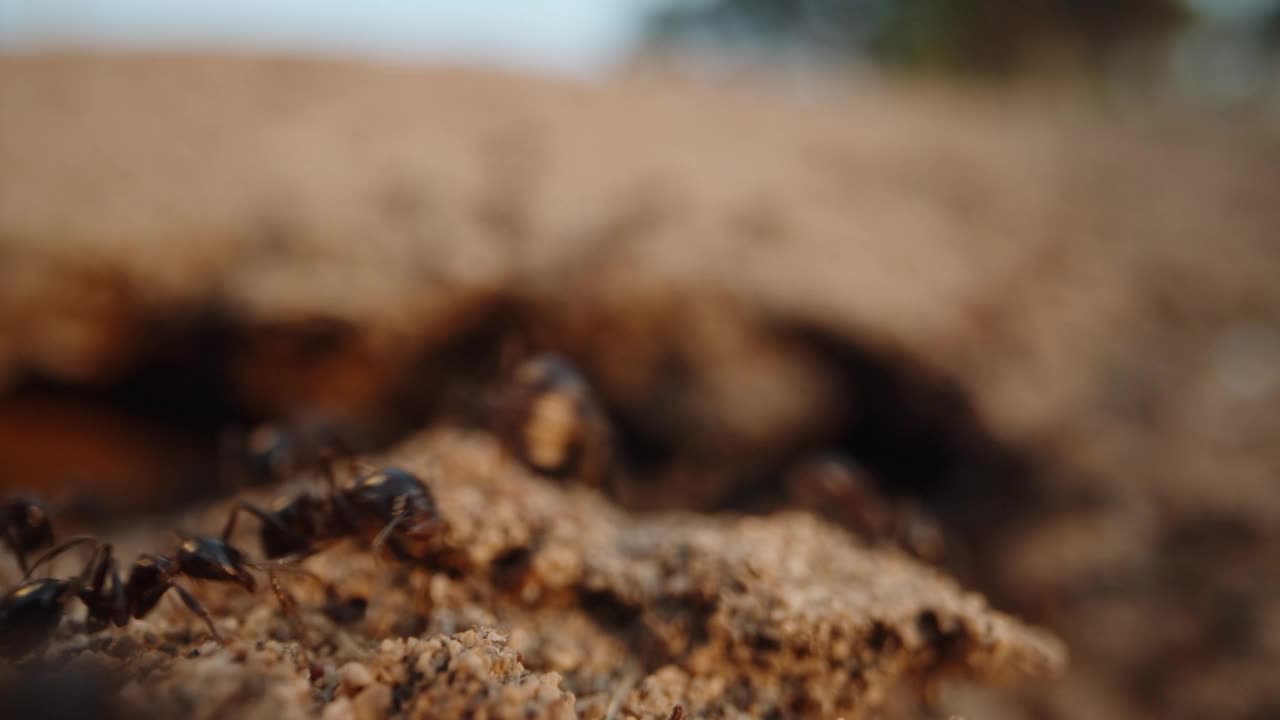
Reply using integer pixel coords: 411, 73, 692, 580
1, 52, 1278, 718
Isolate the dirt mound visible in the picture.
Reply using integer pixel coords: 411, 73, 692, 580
1, 53, 1278, 718
0, 432, 1062, 718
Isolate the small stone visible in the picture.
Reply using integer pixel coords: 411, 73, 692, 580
353, 683, 392, 720
321, 696, 355, 720
340, 662, 375, 693
380, 638, 406, 662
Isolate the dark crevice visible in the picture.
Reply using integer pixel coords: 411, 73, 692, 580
0, 296, 525, 520
915, 610, 969, 671
577, 587, 719, 673
589, 317, 1047, 610
0, 296, 1046, 620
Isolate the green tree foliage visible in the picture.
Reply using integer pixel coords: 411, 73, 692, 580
645, 0, 1191, 73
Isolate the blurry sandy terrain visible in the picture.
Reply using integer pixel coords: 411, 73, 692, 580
0, 430, 1065, 719
1, 53, 1279, 718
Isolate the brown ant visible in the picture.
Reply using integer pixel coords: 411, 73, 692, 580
1, 497, 55, 575
219, 462, 445, 565
496, 353, 612, 489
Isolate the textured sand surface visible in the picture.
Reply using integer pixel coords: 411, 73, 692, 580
0, 431, 1063, 718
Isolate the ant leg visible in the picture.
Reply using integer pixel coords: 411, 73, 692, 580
366, 516, 407, 572
104, 554, 128, 627
265, 569, 311, 646
251, 559, 363, 624
220, 500, 302, 545
319, 454, 361, 527
84, 542, 113, 589
254, 561, 329, 593
4, 528, 28, 574
80, 545, 119, 633
170, 584, 224, 644
24, 535, 101, 579
61, 542, 108, 598
319, 450, 341, 494
351, 461, 378, 477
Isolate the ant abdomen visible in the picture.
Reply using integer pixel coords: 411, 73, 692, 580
497, 353, 612, 489
0, 579, 71, 659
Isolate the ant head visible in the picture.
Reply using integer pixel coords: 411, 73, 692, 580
177, 537, 257, 593
4, 497, 55, 549
514, 353, 589, 395
373, 467, 445, 547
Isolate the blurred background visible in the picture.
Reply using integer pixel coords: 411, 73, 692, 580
3, 0, 1280, 103
1, 1, 1278, 719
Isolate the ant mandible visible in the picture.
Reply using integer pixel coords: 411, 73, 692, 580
1, 496, 55, 575
219, 460, 444, 564
0, 534, 267, 659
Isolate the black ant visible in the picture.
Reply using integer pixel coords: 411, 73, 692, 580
220, 420, 353, 489
785, 454, 945, 562
0, 533, 299, 659
496, 353, 612, 489
1, 497, 55, 575
219, 461, 445, 565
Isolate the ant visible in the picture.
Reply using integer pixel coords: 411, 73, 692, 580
785, 454, 945, 562
2, 496, 55, 575
0, 535, 247, 659
219, 419, 353, 489
219, 461, 445, 565
0, 531, 333, 660
495, 353, 612, 489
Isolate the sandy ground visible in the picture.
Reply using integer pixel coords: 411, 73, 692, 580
0, 430, 1064, 718
1, 53, 1279, 718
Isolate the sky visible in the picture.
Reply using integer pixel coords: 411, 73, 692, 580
0, 0, 669, 76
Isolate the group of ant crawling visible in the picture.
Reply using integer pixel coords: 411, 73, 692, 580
0, 353, 611, 662
0, 352, 934, 666
0, 463, 438, 659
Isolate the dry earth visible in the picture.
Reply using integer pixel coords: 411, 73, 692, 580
1, 53, 1279, 718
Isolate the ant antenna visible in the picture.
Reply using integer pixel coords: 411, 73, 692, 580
370, 516, 404, 555
24, 535, 102, 579
317, 449, 344, 494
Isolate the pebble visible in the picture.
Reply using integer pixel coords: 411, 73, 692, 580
320, 697, 355, 720
340, 661, 375, 693
353, 683, 392, 720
